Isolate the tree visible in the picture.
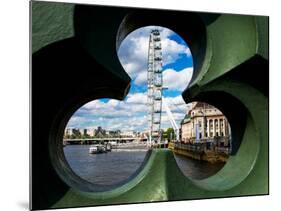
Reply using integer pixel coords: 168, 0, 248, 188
82, 133, 90, 139
163, 128, 175, 141
72, 129, 82, 139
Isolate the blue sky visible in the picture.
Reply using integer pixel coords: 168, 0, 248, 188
67, 26, 194, 132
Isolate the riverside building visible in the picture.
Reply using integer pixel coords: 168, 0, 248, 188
180, 102, 231, 148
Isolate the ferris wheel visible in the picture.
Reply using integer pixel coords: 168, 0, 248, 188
147, 29, 163, 145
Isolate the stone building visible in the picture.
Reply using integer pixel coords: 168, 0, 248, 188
181, 102, 230, 144
86, 128, 96, 137
120, 130, 136, 137
79, 129, 88, 136
105, 130, 121, 137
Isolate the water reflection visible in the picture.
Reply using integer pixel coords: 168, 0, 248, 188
64, 145, 148, 186
174, 153, 225, 180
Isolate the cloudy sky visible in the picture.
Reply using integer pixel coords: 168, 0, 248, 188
67, 26, 194, 132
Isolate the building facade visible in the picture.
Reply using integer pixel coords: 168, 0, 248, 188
86, 128, 96, 137
120, 130, 136, 137
181, 102, 230, 144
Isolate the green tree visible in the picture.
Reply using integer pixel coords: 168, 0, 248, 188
164, 128, 175, 141
72, 129, 82, 139
82, 133, 90, 139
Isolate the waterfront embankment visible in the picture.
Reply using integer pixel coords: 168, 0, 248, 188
168, 142, 229, 163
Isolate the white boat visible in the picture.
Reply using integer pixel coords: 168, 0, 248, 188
89, 144, 103, 154
105, 143, 112, 152
109, 141, 117, 149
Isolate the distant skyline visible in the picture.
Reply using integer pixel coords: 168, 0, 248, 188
67, 26, 194, 132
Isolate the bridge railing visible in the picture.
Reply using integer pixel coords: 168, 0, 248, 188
174, 142, 230, 154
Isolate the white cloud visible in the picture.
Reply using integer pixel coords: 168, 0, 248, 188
126, 92, 147, 104
163, 67, 193, 91
162, 96, 190, 125
67, 93, 192, 131
161, 39, 191, 65
67, 116, 94, 128
122, 62, 142, 78
107, 99, 119, 107
118, 26, 192, 81
83, 100, 106, 110
134, 70, 147, 86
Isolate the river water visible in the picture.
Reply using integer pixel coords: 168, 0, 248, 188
63, 145, 225, 185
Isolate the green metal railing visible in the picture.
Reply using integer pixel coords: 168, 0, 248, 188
31, 1, 268, 209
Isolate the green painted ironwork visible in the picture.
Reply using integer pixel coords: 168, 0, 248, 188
31, 1, 268, 209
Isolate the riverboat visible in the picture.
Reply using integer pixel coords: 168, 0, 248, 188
89, 144, 106, 154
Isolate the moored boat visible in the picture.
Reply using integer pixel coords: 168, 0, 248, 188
89, 144, 104, 154
105, 143, 112, 152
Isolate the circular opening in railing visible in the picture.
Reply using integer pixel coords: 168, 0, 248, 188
63, 98, 151, 187
117, 26, 194, 146
118, 26, 193, 92
172, 101, 232, 180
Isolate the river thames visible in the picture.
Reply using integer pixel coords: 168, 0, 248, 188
64, 145, 225, 185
